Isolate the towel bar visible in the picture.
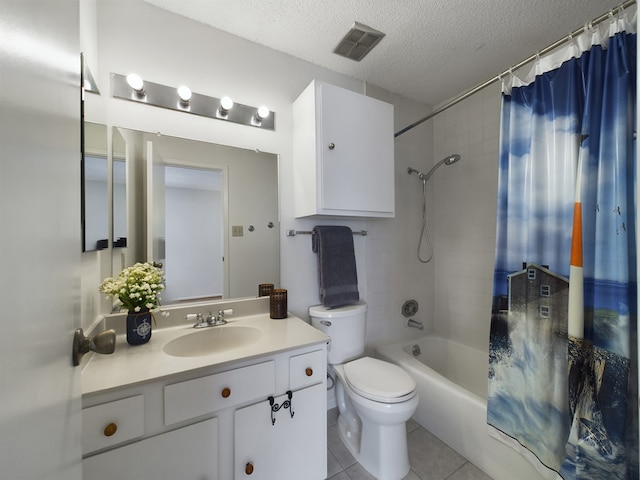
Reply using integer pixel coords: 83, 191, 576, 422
286, 229, 368, 237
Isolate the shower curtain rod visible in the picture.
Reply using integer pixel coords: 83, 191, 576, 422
394, 0, 636, 138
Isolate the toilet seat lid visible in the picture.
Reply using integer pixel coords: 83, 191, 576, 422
344, 357, 416, 403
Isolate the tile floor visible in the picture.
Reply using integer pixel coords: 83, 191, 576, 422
326, 408, 494, 480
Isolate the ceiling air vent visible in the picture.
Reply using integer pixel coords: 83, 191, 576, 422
333, 22, 385, 62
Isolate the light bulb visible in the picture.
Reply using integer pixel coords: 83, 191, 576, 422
256, 106, 270, 120
126, 73, 144, 93
177, 85, 192, 104
219, 96, 234, 116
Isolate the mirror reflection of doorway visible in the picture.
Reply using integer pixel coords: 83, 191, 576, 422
163, 165, 224, 303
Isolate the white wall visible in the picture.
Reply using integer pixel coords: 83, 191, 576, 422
82, 0, 434, 350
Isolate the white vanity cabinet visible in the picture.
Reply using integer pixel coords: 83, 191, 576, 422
234, 349, 327, 479
235, 383, 325, 479
293, 79, 395, 218
81, 344, 327, 480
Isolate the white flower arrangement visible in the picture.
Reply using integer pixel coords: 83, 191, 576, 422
100, 262, 165, 312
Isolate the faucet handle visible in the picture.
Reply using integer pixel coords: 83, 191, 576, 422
187, 313, 205, 328
216, 308, 234, 324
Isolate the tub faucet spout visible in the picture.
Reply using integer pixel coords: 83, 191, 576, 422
407, 318, 424, 330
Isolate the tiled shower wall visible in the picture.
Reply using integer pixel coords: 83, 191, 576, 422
432, 82, 502, 353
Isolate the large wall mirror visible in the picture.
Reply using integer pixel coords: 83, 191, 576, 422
112, 127, 280, 304
82, 123, 127, 252
83, 122, 108, 251
112, 129, 127, 248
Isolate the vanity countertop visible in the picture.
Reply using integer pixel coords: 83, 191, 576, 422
81, 300, 328, 397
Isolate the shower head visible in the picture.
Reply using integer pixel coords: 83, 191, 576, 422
444, 154, 461, 166
408, 154, 461, 182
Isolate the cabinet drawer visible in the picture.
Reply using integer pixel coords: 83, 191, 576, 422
83, 418, 218, 480
82, 395, 144, 455
165, 361, 275, 425
289, 349, 326, 390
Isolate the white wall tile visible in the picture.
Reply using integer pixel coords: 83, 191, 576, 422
432, 82, 501, 352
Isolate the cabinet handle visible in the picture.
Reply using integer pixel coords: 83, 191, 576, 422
328, 142, 335, 150
221, 387, 231, 398
103, 422, 118, 437
245, 462, 254, 475
305, 367, 313, 377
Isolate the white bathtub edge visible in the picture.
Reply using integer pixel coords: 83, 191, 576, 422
376, 335, 544, 480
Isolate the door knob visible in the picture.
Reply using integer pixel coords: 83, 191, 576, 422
72, 328, 116, 366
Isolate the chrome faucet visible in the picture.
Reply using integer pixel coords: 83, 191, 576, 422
407, 318, 424, 330
189, 309, 234, 328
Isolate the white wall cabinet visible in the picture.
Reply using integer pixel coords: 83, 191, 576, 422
293, 79, 395, 218
82, 345, 326, 480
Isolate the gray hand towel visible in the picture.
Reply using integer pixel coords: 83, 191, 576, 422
312, 226, 359, 308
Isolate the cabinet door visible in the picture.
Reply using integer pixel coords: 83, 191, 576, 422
318, 82, 394, 215
235, 384, 326, 480
83, 418, 218, 480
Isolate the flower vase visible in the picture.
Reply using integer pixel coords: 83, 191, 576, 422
126, 309, 152, 345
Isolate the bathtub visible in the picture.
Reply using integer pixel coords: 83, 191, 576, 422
376, 335, 543, 480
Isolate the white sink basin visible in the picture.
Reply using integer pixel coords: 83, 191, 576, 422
163, 325, 263, 357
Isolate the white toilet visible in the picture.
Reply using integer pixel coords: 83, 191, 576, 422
310, 302, 418, 480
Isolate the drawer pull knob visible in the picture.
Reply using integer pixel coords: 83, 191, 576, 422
221, 387, 231, 398
305, 367, 313, 377
103, 423, 118, 437
245, 462, 254, 475
328, 142, 335, 150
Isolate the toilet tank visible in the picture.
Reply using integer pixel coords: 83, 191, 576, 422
309, 302, 367, 364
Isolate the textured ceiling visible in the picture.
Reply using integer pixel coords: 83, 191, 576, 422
142, 0, 628, 106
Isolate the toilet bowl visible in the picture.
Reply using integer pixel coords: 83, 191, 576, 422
310, 303, 418, 480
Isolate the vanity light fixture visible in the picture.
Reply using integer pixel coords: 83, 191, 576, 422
111, 73, 275, 130
126, 73, 145, 95
218, 96, 234, 117
177, 85, 192, 105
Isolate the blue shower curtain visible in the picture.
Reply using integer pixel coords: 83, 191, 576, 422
487, 11, 637, 480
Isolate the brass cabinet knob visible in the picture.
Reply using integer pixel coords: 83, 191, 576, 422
103, 422, 118, 437
305, 367, 313, 377
221, 387, 231, 398
245, 462, 254, 475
